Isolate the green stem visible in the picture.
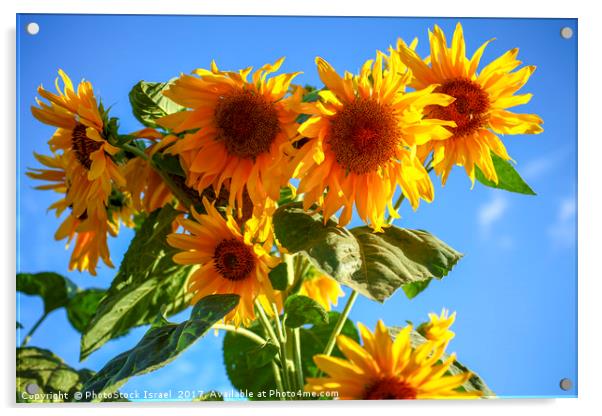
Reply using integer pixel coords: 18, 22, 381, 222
321, 290, 358, 358
213, 324, 266, 345
255, 300, 291, 393
120, 143, 148, 161
254, 300, 279, 348
292, 327, 304, 390
270, 361, 286, 400
271, 303, 293, 393
255, 319, 286, 399
20, 311, 49, 347
386, 193, 406, 223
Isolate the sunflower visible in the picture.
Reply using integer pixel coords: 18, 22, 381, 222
397, 22, 544, 184
421, 309, 455, 343
30, 70, 127, 225
27, 153, 132, 275
123, 142, 176, 215
298, 270, 344, 311
167, 198, 279, 326
305, 318, 481, 400
158, 58, 302, 216
292, 53, 455, 231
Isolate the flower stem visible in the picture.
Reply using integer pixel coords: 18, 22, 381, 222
20, 311, 49, 347
291, 327, 305, 390
270, 361, 286, 400
386, 193, 406, 223
271, 303, 293, 393
254, 299, 291, 393
320, 289, 358, 359
213, 323, 266, 346
254, 300, 279, 348
120, 143, 148, 160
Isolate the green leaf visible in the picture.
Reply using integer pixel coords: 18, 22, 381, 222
273, 203, 362, 282
152, 153, 185, 177
475, 152, 536, 195
296, 90, 321, 123
245, 341, 279, 369
401, 278, 432, 300
299, 311, 360, 377
17, 272, 77, 313
277, 185, 298, 206
268, 262, 290, 291
194, 391, 224, 401
273, 203, 462, 302
66, 289, 105, 333
284, 294, 329, 328
223, 311, 359, 399
81, 294, 239, 400
80, 205, 192, 360
129, 80, 184, 128
223, 321, 277, 400
17, 321, 23, 329
17, 347, 87, 403
302, 89, 320, 103
348, 227, 462, 301
403, 329, 494, 397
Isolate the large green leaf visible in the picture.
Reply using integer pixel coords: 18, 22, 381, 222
222, 321, 278, 400
66, 289, 105, 333
80, 205, 192, 360
348, 227, 462, 302
475, 152, 536, 195
152, 152, 186, 177
129, 80, 184, 128
268, 262, 290, 291
273, 203, 361, 282
17, 272, 77, 314
223, 311, 359, 399
273, 203, 462, 302
17, 347, 89, 403
405, 329, 494, 397
81, 294, 239, 400
299, 311, 360, 378
284, 294, 328, 328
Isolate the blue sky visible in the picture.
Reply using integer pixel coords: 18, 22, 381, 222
16, 15, 577, 399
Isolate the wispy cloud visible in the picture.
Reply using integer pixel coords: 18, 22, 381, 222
548, 197, 577, 248
521, 156, 556, 181
520, 151, 569, 182
477, 194, 514, 249
478, 194, 508, 235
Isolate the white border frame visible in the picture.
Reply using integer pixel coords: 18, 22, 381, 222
3, 1, 600, 415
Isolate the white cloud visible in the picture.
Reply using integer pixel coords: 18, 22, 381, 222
478, 194, 509, 235
520, 150, 574, 183
558, 198, 577, 221
548, 197, 577, 248
521, 155, 558, 181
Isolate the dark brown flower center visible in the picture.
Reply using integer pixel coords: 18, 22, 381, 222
327, 98, 401, 175
71, 123, 103, 170
214, 89, 280, 160
213, 238, 256, 281
363, 377, 417, 400
427, 78, 490, 137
